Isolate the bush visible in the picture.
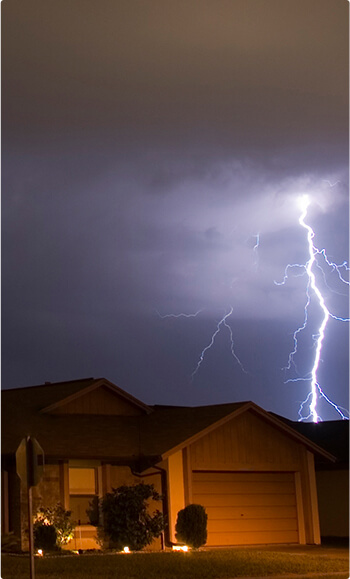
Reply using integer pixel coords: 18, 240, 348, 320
34, 503, 75, 548
101, 483, 165, 551
86, 495, 100, 526
34, 524, 57, 551
175, 504, 207, 549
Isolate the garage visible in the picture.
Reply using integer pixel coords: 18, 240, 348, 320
192, 471, 299, 546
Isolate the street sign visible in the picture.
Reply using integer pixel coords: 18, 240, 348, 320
16, 436, 44, 488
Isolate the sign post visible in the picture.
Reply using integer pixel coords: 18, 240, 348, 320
16, 436, 44, 579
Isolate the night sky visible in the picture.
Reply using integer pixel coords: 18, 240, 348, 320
2, 0, 349, 421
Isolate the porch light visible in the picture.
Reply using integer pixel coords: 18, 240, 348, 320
37, 549, 43, 556
123, 546, 130, 553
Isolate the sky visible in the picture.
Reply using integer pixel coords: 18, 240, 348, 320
2, 0, 349, 421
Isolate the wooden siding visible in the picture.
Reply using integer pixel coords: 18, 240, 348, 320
192, 471, 299, 546
190, 410, 301, 470
51, 385, 143, 415
167, 451, 185, 542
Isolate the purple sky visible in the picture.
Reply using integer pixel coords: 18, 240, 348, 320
2, 0, 349, 421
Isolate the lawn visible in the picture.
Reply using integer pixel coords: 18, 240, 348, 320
1, 548, 349, 579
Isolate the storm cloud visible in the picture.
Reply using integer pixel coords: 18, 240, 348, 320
2, 0, 348, 420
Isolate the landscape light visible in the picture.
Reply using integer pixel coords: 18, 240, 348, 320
172, 545, 189, 552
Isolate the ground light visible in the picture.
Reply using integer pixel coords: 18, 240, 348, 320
172, 545, 189, 552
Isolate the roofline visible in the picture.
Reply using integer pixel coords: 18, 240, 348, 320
161, 401, 336, 461
40, 378, 153, 414
1, 377, 95, 392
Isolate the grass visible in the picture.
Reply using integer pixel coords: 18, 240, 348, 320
1, 548, 349, 579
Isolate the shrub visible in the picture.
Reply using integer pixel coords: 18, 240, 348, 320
33, 524, 57, 551
86, 495, 100, 526
175, 504, 207, 549
34, 503, 75, 548
101, 483, 165, 551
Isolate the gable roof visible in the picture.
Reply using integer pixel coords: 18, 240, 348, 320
39, 378, 152, 415
143, 401, 336, 462
2, 378, 151, 462
2, 377, 152, 415
2, 378, 336, 466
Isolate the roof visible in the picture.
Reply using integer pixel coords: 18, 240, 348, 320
2, 378, 337, 467
139, 402, 248, 458
269, 412, 349, 468
289, 420, 349, 468
2, 377, 152, 415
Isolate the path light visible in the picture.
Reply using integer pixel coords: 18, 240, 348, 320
172, 545, 189, 552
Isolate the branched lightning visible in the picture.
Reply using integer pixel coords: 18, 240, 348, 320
275, 194, 349, 422
155, 309, 203, 319
191, 307, 248, 381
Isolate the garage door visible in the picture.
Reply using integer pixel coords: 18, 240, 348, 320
192, 471, 299, 545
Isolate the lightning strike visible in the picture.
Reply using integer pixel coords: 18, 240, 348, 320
322, 179, 341, 188
253, 233, 260, 269
191, 307, 248, 381
155, 309, 203, 319
276, 194, 349, 422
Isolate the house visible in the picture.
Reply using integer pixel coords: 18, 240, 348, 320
1, 377, 340, 551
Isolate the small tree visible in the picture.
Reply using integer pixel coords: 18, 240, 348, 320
101, 483, 165, 551
34, 503, 75, 548
175, 504, 207, 549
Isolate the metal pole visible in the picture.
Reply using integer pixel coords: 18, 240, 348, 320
26, 437, 35, 579
27, 485, 35, 579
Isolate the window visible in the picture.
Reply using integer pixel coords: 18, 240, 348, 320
69, 468, 97, 525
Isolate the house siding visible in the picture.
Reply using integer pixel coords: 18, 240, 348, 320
166, 451, 185, 543
20, 463, 62, 550
176, 410, 320, 546
190, 411, 301, 471
50, 386, 143, 416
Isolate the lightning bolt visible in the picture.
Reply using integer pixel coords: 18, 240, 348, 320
191, 307, 248, 381
155, 309, 203, 319
276, 194, 349, 422
253, 233, 260, 270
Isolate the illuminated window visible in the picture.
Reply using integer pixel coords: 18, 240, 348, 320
69, 468, 97, 525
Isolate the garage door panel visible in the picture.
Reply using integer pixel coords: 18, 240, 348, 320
193, 472, 294, 483
194, 492, 296, 507
192, 471, 299, 545
205, 505, 297, 520
193, 480, 295, 495
208, 530, 299, 546
207, 517, 298, 533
